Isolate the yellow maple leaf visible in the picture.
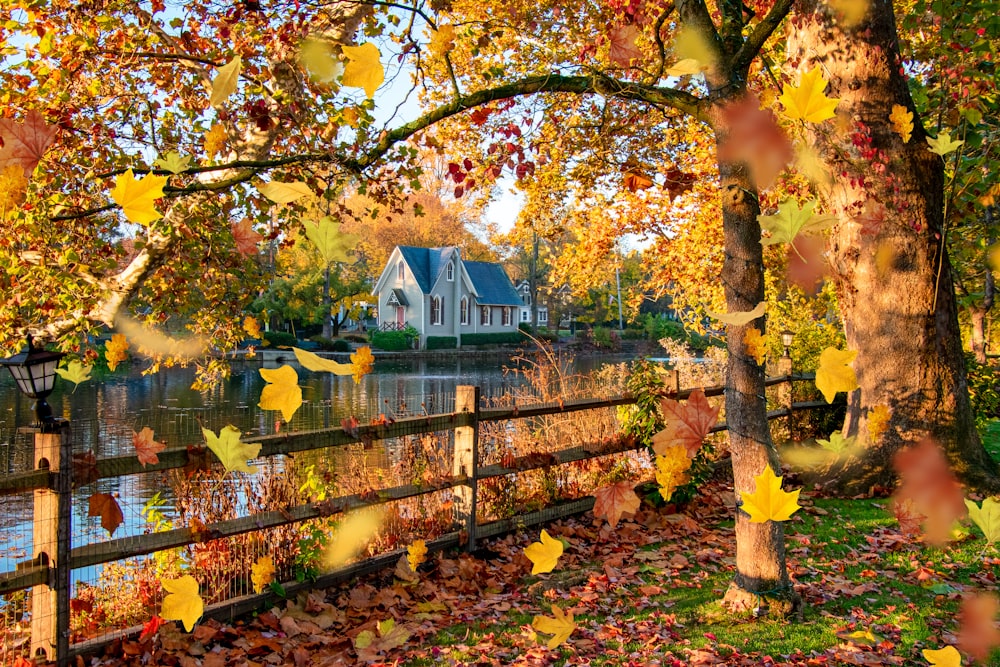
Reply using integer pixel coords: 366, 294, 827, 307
524, 529, 563, 575
815, 346, 858, 403
258, 364, 303, 422
55, 359, 93, 387
758, 199, 837, 247
922, 645, 962, 667
655, 445, 691, 502
105, 333, 129, 372
351, 346, 375, 384
293, 346, 355, 376
0, 164, 28, 218
251, 555, 275, 593
889, 104, 913, 143
829, 0, 869, 27
243, 316, 261, 339
203, 124, 227, 157
740, 464, 801, 523
927, 130, 964, 156
160, 575, 204, 632
532, 604, 576, 649
779, 67, 840, 123
867, 404, 891, 441
706, 301, 765, 326
794, 142, 833, 188
407, 539, 428, 572
257, 180, 313, 204
673, 27, 715, 71
429, 24, 455, 58
965, 497, 1000, 545
341, 42, 384, 99
203, 424, 261, 475
743, 327, 767, 366
110, 168, 167, 225
324, 507, 385, 569
300, 36, 343, 84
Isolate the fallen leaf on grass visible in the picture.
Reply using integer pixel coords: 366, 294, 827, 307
965, 497, 1000, 545
532, 604, 576, 649
922, 645, 961, 667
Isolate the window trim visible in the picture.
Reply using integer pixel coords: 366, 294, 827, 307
430, 295, 443, 326
460, 296, 469, 325
446, 261, 454, 281
480, 305, 491, 326
397, 260, 405, 281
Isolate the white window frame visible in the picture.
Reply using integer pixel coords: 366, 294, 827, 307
460, 296, 469, 325
502, 307, 512, 327
480, 305, 491, 326
446, 261, 454, 281
397, 260, 405, 281
430, 296, 443, 325
539, 310, 548, 324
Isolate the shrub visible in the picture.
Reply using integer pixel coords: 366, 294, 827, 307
460, 331, 526, 346
370, 325, 418, 351
308, 336, 349, 352
590, 326, 622, 351
344, 334, 368, 344
966, 353, 1000, 432
263, 331, 298, 348
426, 336, 458, 350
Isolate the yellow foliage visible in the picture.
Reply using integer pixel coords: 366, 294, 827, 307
341, 42, 384, 98
251, 555, 275, 593
203, 124, 227, 157
105, 333, 129, 372
779, 67, 840, 123
739, 465, 802, 523
654, 444, 691, 502
350, 346, 375, 384
429, 24, 456, 58
110, 168, 167, 225
743, 327, 767, 366
0, 164, 27, 218
889, 104, 913, 143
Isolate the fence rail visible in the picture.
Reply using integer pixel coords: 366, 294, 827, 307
1, 372, 822, 665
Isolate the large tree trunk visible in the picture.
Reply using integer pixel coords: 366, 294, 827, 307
787, 0, 1000, 493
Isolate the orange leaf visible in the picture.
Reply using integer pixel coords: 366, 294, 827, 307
592, 481, 641, 528
718, 93, 793, 190
957, 593, 1000, 662
623, 171, 653, 193
88, 492, 124, 536
652, 389, 720, 458
608, 24, 643, 67
133, 426, 166, 467
0, 109, 58, 176
231, 219, 263, 256
892, 438, 966, 545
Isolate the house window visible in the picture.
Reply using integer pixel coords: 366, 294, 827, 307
502, 307, 512, 327
521, 310, 529, 322
446, 261, 454, 281
460, 297, 469, 325
397, 260, 405, 281
480, 306, 491, 326
539, 310, 548, 323
431, 296, 443, 325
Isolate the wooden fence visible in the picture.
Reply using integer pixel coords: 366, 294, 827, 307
0, 372, 823, 666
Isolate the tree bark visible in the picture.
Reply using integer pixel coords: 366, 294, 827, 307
787, 0, 1000, 494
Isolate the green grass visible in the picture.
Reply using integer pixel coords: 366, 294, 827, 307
983, 419, 1000, 461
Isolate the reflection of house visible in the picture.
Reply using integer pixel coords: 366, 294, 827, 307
373, 246, 523, 348
514, 280, 548, 326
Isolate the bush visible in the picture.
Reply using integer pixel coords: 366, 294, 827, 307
461, 331, 527, 346
426, 336, 458, 350
263, 331, 298, 348
643, 314, 686, 342
344, 334, 368, 344
967, 353, 1000, 432
308, 336, 350, 352
621, 328, 646, 340
370, 325, 418, 351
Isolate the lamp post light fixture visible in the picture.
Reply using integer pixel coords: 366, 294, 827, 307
0, 334, 66, 431
781, 329, 794, 359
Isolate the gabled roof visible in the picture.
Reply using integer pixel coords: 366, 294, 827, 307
464, 261, 522, 306
397, 246, 456, 293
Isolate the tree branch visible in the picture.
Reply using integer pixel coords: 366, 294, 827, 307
732, 0, 794, 74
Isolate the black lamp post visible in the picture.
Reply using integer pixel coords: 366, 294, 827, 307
781, 329, 794, 359
0, 334, 65, 431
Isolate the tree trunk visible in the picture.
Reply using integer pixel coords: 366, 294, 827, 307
322, 265, 333, 340
971, 306, 989, 364
787, 0, 1000, 494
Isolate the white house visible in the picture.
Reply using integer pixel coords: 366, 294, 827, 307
514, 280, 549, 326
373, 246, 523, 348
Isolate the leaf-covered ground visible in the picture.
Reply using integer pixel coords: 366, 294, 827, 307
85, 477, 1000, 666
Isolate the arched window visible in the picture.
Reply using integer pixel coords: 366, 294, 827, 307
502, 307, 512, 326
430, 296, 443, 325
460, 297, 469, 325
397, 260, 405, 281
480, 306, 491, 326
446, 261, 454, 281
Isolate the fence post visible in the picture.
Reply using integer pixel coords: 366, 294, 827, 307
31, 421, 71, 665
778, 354, 793, 435
454, 385, 480, 553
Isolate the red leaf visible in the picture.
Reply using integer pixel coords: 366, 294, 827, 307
608, 24, 643, 67
892, 438, 966, 545
463, 158, 474, 171
662, 167, 695, 201
72, 450, 101, 488
231, 218, 263, 256
0, 110, 58, 176
133, 426, 166, 467
140, 615, 166, 643
88, 492, 124, 536
454, 186, 464, 198
957, 593, 1000, 662
717, 93, 793, 190
469, 107, 492, 126
652, 389, 721, 458
786, 233, 828, 293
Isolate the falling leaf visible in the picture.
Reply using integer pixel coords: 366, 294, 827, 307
203, 124, 227, 157
532, 604, 577, 649
88, 492, 124, 536
592, 481, 641, 528
300, 36, 343, 83
608, 24, 643, 67
664, 58, 703, 76
0, 164, 28, 218
893, 438, 967, 545
743, 327, 767, 366
623, 171, 654, 193
139, 615, 165, 642
259, 364, 303, 421
231, 219, 263, 256
341, 42, 384, 99
705, 301, 765, 326
718, 93, 794, 190
243, 316, 262, 339
202, 424, 261, 475
867, 404, 891, 441
55, 359, 93, 387
829, 0, 869, 26
815, 347, 858, 403
209, 56, 241, 106
133, 426, 166, 467
673, 27, 715, 71
794, 142, 833, 188
110, 169, 167, 225
927, 131, 964, 156
324, 507, 385, 569
965, 497, 1000, 545
787, 234, 828, 293
251, 555, 276, 593
921, 645, 961, 667
428, 24, 456, 58
817, 430, 856, 453
655, 445, 691, 501
160, 575, 204, 632
779, 67, 840, 123
105, 333, 129, 372
0, 109, 58, 176
758, 199, 837, 246
152, 151, 192, 174
72, 450, 101, 488
350, 346, 375, 384
855, 198, 888, 237
652, 389, 721, 458
257, 180, 313, 204
304, 216, 359, 264
874, 241, 894, 277
524, 529, 564, 574
739, 464, 801, 523
292, 346, 354, 375
407, 539, 428, 572
956, 593, 1000, 662
889, 104, 913, 143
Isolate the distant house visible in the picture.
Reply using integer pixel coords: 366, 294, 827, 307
372, 246, 523, 348
514, 280, 549, 327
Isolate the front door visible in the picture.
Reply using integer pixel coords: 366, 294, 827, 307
396, 306, 405, 327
